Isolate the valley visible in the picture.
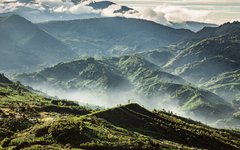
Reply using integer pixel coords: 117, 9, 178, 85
0, 0, 240, 149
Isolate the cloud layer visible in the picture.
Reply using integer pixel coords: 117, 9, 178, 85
112, 0, 240, 24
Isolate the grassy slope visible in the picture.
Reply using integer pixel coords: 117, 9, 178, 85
2, 103, 240, 149
93, 104, 240, 150
0, 74, 91, 147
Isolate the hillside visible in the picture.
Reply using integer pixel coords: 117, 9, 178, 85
165, 31, 240, 83
93, 104, 240, 149
1, 102, 240, 149
138, 50, 174, 66
0, 14, 75, 73
38, 17, 193, 56
15, 55, 236, 125
203, 69, 240, 101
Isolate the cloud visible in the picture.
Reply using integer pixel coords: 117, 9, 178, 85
37, 0, 73, 7
112, 0, 240, 24
140, 8, 168, 25
0, 0, 238, 24
154, 4, 210, 22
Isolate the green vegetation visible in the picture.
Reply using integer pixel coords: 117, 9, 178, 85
15, 54, 237, 124
203, 69, 240, 101
165, 32, 240, 83
1, 73, 240, 149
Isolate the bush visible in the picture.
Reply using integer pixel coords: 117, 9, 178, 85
0, 118, 33, 132
0, 128, 14, 141
48, 120, 87, 146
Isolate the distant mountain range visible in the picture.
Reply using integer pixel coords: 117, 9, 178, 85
170, 21, 218, 32
38, 17, 193, 55
1, 0, 218, 31
0, 14, 75, 73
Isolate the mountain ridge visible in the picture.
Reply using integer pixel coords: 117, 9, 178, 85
0, 14, 76, 73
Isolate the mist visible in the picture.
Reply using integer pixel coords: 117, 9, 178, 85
24, 82, 221, 126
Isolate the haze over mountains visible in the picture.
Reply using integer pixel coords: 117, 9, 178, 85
0, 14, 75, 73
0, 0, 240, 149
15, 54, 236, 125
38, 17, 193, 56
0, 12, 239, 127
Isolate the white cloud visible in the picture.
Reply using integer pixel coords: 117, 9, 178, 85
69, 4, 97, 14
139, 8, 168, 25
112, 0, 240, 24
0, 0, 239, 24
154, 4, 210, 22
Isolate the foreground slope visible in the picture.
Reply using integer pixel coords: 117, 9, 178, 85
0, 73, 90, 143
93, 104, 240, 150
2, 103, 240, 149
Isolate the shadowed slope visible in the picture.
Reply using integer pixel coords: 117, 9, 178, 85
93, 104, 240, 150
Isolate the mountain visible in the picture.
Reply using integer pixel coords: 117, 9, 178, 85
15, 55, 184, 92
170, 21, 218, 32
0, 14, 75, 73
87, 0, 135, 13
1, 102, 240, 149
38, 17, 193, 56
185, 21, 240, 43
165, 29, 240, 83
15, 55, 236, 124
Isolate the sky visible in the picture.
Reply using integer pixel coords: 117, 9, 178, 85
112, 0, 240, 24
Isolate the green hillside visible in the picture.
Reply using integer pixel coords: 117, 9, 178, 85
203, 70, 240, 101
0, 74, 91, 145
15, 55, 236, 125
1, 100, 240, 149
165, 32, 240, 83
